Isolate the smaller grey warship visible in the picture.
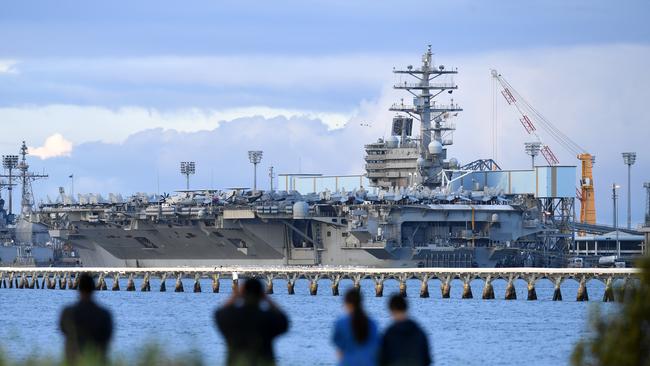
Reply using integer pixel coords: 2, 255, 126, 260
33, 46, 578, 268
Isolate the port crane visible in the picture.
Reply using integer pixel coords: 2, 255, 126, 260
491, 70, 596, 225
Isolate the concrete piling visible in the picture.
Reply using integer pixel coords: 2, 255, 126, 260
66, 274, 74, 290
552, 277, 562, 301
126, 274, 136, 292
18, 273, 25, 289
482, 276, 495, 300
331, 275, 341, 296
9, 272, 14, 288
174, 274, 184, 292
160, 273, 167, 292
374, 278, 384, 297
440, 276, 451, 299
576, 276, 589, 302
264, 275, 273, 294
232, 277, 239, 293
141, 273, 151, 292
461, 276, 473, 299
213, 274, 221, 293
97, 273, 107, 291
28, 273, 36, 289
602, 277, 615, 302
112, 274, 120, 291
352, 274, 362, 291
419, 275, 429, 298
309, 279, 318, 296
399, 281, 407, 297
193, 274, 202, 293
505, 278, 517, 300
72, 274, 80, 290
527, 276, 537, 301
286, 274, 296, 295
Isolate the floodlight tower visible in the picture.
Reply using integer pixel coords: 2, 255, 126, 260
612, 183, 621, 257
180, 161, 196, 190
622, 152, 636, 229
524, 142, 542, 169
2, 154, 19, 215
644, 182, 650, 227
248, 151, 263, 193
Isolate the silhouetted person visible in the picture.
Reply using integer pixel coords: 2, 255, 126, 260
333, 289, 379, 366
215, 278, 289, 366
379, 295, 431, 366
59, 273, 113, 365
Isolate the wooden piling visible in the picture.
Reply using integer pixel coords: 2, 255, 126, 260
526, 276, 537, 301
552, 277, 562, 301
287, 280, 295, 295
399, 280, 407, 297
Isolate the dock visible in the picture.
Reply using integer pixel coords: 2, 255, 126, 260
0, 266, 639, 302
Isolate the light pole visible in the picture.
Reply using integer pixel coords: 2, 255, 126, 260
2, 155, 19, 216
268, 166, 275, 191
612, 183, 621, 258
180, 161, 196, 190
622, 152, 636, 229
524, 142, 542, 169
248, 151, 263, 193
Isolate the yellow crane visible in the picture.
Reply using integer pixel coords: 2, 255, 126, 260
491, 70, 596, 225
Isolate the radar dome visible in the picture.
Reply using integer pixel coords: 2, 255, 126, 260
448, 158, 459, 168
386, 135, 399, 148
292, 201, 310, 219
428, 140, 443, 155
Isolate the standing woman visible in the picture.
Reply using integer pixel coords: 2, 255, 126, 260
333, 288, 379, 366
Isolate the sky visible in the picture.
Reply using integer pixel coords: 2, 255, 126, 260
0, 0, 649, 226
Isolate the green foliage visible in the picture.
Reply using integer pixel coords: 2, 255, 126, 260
0, 344, 204, 366
572, 256, 650, 366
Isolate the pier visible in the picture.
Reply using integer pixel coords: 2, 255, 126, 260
0, 267, 638, 302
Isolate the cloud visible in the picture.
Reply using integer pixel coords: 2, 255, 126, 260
29, 133, 73, 159
10, 44, 650, 226
0, 59, 18, 74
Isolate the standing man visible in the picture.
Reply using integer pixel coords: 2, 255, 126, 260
59, 273, 113, 365
215, 278, 289, 366
379, 295, 432, 366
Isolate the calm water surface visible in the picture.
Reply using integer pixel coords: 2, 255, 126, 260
0, 278, 614, 365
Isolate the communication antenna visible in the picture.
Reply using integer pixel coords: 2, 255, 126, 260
248, 151, 263, 193
180, 161, 196, 190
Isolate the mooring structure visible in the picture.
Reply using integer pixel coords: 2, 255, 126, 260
0, 267, 638, 302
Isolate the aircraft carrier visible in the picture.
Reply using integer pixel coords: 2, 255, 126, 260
31, 46, 579, 268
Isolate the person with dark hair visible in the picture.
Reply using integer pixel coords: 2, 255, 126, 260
332, 288, 379, 366
379, 295, 432, 366
59, 273, 113, 365
215, 278, 289, 366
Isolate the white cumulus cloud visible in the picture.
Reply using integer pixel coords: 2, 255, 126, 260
29, 133, 73, 159
0, 59, 18, 74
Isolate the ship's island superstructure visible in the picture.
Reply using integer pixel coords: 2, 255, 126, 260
33, 47, 579, 268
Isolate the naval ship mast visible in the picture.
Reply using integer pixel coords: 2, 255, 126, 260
366, 46, 463, 189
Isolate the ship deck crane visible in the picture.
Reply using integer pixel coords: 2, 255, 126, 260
490, 70, 596, 226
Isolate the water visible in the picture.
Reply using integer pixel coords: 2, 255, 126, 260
0, 277, 614, 365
